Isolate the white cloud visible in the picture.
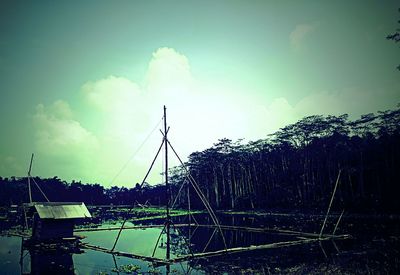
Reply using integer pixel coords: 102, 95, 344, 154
73, 48, 198, 185
32, 100, 99, 180
29, 47, 399, 186
33, 101, 98, 153
83, 75, 141, 112
290, 23, 317, 51
82, 75, 147, 146
146, 47, 193, 98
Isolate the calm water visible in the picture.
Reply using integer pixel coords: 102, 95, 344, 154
1, 212, 399, 274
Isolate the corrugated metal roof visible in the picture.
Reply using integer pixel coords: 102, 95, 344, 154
34, 202, 92, 219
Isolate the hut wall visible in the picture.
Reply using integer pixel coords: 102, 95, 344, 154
32, 217, 74, 240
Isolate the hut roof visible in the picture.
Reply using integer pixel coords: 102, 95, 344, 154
33, 202, 92, 219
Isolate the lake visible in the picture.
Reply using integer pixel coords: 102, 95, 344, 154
1, 208, 399, 274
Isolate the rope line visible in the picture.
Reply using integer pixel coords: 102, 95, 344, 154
109, 116, 163, 186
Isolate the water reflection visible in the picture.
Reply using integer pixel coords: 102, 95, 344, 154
29, 249, 74, 275
0, 236, 23, 275
137, 214, 312, 254
1, 211, 399, 274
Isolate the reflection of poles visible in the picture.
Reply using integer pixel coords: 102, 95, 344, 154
331, 239, 340, 253
19, 237, 24, 275
152, 225, 166, 257
319, 241, 328, 259
171, 222, 194, 257
202, 228, 217, 253
19, 238, 30, 275
112, 254, 120, 275
152, 219, 195, 259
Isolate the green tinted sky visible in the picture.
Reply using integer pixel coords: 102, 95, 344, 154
0, 0, 399, 186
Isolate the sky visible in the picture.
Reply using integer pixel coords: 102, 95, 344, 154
0, 0, 399, 187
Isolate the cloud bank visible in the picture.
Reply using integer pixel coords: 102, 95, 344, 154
30, 47, 399, 186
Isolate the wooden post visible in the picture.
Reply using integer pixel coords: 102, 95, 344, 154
22, 206, 28, 231
188, 183, 191, 226
187, 184, 192, 241
164, 105, 170, 261
27, 153, 34, 203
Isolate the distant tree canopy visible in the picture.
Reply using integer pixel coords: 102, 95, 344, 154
170, 106, 400, 213
1, 105, 399, 213
0, 176, 167, 207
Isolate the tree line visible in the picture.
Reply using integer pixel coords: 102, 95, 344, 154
170, 106, 400, 213
0, 176, 169, 206
0, 106, 399, 213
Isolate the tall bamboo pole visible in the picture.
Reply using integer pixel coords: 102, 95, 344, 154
27, 153, 34, 203
164, 106, 170, 261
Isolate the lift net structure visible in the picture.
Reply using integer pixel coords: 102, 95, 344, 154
80, 106, 350, 266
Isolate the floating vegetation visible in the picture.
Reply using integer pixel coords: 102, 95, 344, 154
113, 263, 141, 273
147, 268, 162, 274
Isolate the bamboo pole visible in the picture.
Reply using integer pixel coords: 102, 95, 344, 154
195, 224, 350, 239
172, 235, 349, 263
333, 209, 345, 235
164, 105, 171, 261
81, 231, 350, 264
319, 170, 341, 238
81, 243, 170, 265
75, 223, 350, 241
27, 153, 34, 203
74, 223, 195, 232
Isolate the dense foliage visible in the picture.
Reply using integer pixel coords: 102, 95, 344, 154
1, 106, 399, 213
171, 106, 400, 213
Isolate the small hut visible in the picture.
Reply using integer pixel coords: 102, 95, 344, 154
28, 202, 91, 241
